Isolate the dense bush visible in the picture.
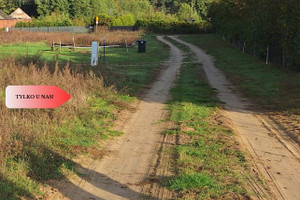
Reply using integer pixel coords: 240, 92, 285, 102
135, 19, 212, 34
15, 11, 73, 27
94, 14, 113, 27
112, 14, 135, 26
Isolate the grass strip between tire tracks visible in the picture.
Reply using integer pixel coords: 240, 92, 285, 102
164, 37, 251, 199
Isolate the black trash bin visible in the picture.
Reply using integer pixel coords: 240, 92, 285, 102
137, 39, 146, 53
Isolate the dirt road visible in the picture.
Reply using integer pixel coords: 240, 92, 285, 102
169, 36, 300, 200
49, 36, 183, 200
46, 35, 300, 200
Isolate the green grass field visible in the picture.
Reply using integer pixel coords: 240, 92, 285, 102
104, 34, 169, 94
0, 43, 90, 63
0, 34, 168, 96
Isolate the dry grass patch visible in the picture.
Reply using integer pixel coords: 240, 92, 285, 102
0, 58, 132, 199
0, 30, 143, 46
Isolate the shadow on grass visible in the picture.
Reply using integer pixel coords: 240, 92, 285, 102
0, 174, 35, 200
1, 145, 148, 200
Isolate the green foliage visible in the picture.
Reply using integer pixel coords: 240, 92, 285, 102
177, 3, 200, 21
36, 0, 69, 16
119, 0, 152, 20
0, 0, 16, 14
195, 0, 214, 19
96, 13, 113, 26
208, 0, 300, 70
166, 173, 220, 191
7, 0, 218, 34
135, 19, 212, 34
112, 14, 135, 26
15, 10, 72, 27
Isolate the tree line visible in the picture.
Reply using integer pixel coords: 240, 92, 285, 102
1, 0, 298, 69
208, 0, 299, 70
0, 0, 213, 24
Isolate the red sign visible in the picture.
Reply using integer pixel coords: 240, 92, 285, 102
6, 86, 71, 109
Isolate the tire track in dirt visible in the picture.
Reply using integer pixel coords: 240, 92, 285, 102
53, 36, 183, 200
169, 36, 300, 200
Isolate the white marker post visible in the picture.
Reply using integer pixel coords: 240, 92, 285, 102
91, 41, 99, 66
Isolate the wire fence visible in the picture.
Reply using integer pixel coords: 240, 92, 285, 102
11, 26, 92, 33
216, 32, 289, 70
10, 26, 139, 33
109, 26, 138, 31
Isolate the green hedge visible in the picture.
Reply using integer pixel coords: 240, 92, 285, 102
15, 19, 72, 28
135, 19, 212, 34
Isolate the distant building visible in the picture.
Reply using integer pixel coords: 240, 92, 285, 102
10, 8, 31, 20
0, 8, 31, 29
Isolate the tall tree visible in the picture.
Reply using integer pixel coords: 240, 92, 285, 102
36, 0, 70, 16
0, 0, 16, 13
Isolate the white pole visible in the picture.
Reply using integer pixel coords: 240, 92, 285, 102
266, 46, 269, 64
125, 40, 128, 53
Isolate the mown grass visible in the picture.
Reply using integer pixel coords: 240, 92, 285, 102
0, 43, 90, 63
164, 39, 249, 199
0, 34, 168, 199
179, 34, 300, 113
105, 34, 169, 94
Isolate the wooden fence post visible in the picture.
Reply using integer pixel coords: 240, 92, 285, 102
73, 37, 76, 51
51, 41, 55, 51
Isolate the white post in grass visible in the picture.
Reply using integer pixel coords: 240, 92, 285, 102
91, 41, 99, 66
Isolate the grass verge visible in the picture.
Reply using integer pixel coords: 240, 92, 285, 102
179, 34, 300, 114
164, 39, 250, 199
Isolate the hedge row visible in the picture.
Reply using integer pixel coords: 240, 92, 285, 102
15, 19, 72, 28
135, 19, 212, 34
15, 18, 212, 34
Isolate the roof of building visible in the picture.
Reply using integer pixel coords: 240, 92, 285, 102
10, 8, 31, 19
0, 10, 13, 20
